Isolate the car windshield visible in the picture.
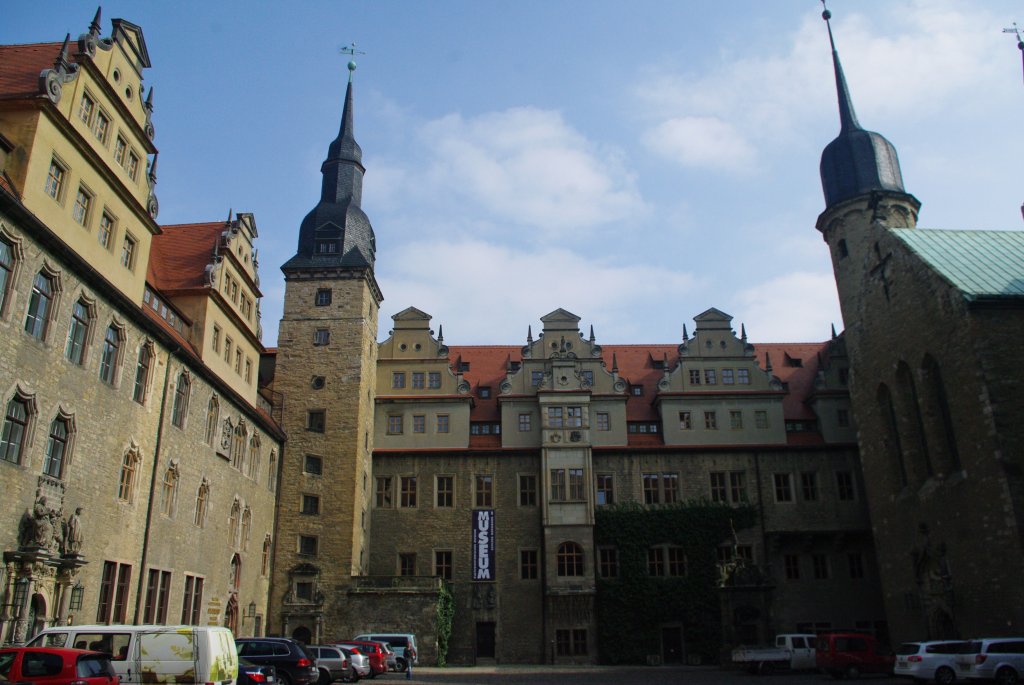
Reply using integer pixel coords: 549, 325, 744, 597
896, 643, 922, 655
0, 652, 17, 678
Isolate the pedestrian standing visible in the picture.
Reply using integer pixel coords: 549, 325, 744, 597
405, 644, 416, 680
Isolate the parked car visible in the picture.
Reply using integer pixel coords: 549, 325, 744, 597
353, 634, 419, 670
28, 624, 238, 685
379, 642, 398, 673
957, 638, 1024, 685
816, 631, 895, 679
895, 640, 968, 684
308, 645, 353, 684
337, 641, 386, 678
236, 638, 318, 685
0, 647, 117, 685
239, 657, 278, 685
732, 633, 817, 674
336, 645, 370, 680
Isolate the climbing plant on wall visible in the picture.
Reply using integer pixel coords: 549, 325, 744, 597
594, 500, 757, 665
435, 580, 455, 666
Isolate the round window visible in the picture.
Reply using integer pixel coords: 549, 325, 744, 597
311, 376, 326, 390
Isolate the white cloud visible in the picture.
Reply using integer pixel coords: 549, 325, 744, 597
733, 271, 843, 343
643, 116, 757, 172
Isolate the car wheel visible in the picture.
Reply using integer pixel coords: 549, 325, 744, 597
396, 658, 407, 672
759, 662, 774, 676
935, 666, 956, 685
996, 667, 1019, 685
317, 669, 331, 685
278, 673, 293, 685
846, 665, 860, 680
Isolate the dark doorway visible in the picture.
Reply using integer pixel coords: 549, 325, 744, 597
292, 625, 312, 644
476, 621, 496, 659
661, 626, 683, 663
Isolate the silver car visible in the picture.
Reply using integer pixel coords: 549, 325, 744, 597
308, 645, 354, 684
335, 645, 370, 680
957, 638, 1024, 685
895, 641, 967, 685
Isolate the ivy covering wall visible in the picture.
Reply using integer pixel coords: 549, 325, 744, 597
435, 581, 455, 666
594, 501, 757, 664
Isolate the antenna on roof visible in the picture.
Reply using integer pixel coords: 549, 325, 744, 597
1004, 22, 1024, 85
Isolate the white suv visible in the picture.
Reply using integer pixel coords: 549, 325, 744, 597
895, 640, 967, 684
957, 638, 1024, 685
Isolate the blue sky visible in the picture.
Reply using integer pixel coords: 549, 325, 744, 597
6, 1, 1022, 346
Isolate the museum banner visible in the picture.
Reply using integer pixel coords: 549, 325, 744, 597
472, 509, 495, 581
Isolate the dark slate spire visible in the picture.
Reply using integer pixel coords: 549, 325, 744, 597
283, 61, 376, 273
819, 6, 906, 209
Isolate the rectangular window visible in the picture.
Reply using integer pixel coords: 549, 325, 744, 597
518, 413, 531, 431
569, 468, 585, 500
73, 186, 93, 226
679, 411, 692, 430
399, 553, 416, 576
234, 349, 242, 374
581, 370, 594, 386
688, 369, 701, 385
631, 385, 643, 396
111, 563, 132, 623
400, 476, 417, 507
730, 471, 747, 502
555, 629, 588, 656
434, 550, 453, 580
223, 337, 232, 364
121, 234, 137, 270
412, 372, 425, 389
479, 386, 491, 399
315, 288, 332, 306
93, 109, 110, 143
475, 474, 493, 507
662, 473, 679, 503
643, 473, 659, 505
774, 473, 793, 502
836, 471, 856, 501
596, 412, 610, 431
785, 554, 800, 580
387, 415, 403, 434
298, 535, 318, 556
114, 136, 127, 166
704, 411, 717, 430
392, 372, 405, 389
375, 476, 393, 508
97, 561, 116, 622
244, 359, 252, 384
78, 92, 95, 124
812, 554, 830, 579
180, 574, 203, 624
436, 414, 449, 433
304, 454, 323, 475
45, 158, 66, 200
313, 329, 330, 346
307, 410, 325, 433
436, 475, 453, 507
212, 325, 221, 353
428, 372, 441, 389
530, 370, 543, 386
648, 547, 665, 576
596, 474, 614, 506
566, 406, 583, 428
837, 408, 851, 428
520, 549, 538, 580
737, 368, 750, 384
598, 548, 618, 578
412, 414, 425, 433
801, 472, 818, 501
848, 553, 864, 579
301, 494, 320, 515
668, 547, 687, 576
705, 369, 717, 385
97, 211, 115, 249
550, 468, 566, 501
730, 410, 743, 429
710, 472, 727, 502
126, 150, 140, 181
755, 410, 769, 429
547, 406, 563, 428
519, 474, 537, 506
143, 569, 172, 624
722, 369, 735, 385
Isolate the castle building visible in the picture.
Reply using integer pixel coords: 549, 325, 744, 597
0, 13, 283, 643
814, 9, 1024, 642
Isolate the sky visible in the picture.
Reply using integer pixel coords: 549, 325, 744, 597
5, 1, 1022, 347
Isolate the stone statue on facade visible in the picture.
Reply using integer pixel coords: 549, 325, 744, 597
63, 507, 84, 555
912, 524, 957, 639
19, 496, 59, 553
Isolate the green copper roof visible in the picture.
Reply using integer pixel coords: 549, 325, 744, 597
890, 228, 1024, 300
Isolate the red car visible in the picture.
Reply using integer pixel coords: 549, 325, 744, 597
816, 632, 895, 679
0, 646, 117, 685
338, 641, 387, 678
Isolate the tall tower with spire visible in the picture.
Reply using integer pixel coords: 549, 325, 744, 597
270, 61, 382, 642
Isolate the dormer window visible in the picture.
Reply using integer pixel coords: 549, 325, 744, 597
479, 387, 491, 399
316, 240, 338, 254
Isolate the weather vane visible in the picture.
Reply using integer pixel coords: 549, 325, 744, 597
1004, 22, 1024, 85
340, 42, 365, 82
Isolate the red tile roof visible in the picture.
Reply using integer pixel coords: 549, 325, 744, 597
149, 222, 228, 293
0, 42, 66, 101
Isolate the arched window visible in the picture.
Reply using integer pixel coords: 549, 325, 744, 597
262, 535, 272, 576
920, 355, 962, 475
25, 271, 55, 340
0, 395, 33, 465
98, 324, 122, 385
877, 384, 908, 489
160, 463, 180, 517
557, 541, 584, 577
896, 361, 932, 481
171, 372, 190, 428
194, 480, 210, 527
0, 237, 17, 317
232, 424, 246, 471
267, 450, 278, 493
228, 499, 241, 548
205, 396, 220, 446
229, 553, 242, 592
65, 299, 92, 365
241, 507, 252, 551
247, 435, 260, 480
43, 414, 74, 479
118, 446, 141, 503
133, 343, 153, 404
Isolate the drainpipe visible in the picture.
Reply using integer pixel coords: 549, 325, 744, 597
133, 348, 177, 623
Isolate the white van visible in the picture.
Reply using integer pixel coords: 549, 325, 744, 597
28, 625, 238, 685
352, 633, 418, 669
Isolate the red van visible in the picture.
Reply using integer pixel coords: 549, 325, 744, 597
0, 647, 117, 685
816, 632, 895, 678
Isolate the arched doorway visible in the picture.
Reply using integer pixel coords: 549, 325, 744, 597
29, 593, 47, 637
292, 625, 311, 644
224, 595, 238, 635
